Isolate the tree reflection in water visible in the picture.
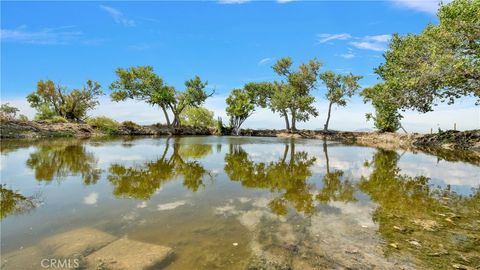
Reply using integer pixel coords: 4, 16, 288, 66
26, 140, 100, 185
0, 185, 39, 220
359, 149, 480, 269
108, 138, 211, 199
224, 141, 317, 216
316, 139, 356, 203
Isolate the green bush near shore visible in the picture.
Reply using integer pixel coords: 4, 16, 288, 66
87, 116, 120, 135
122, 121, 141, 131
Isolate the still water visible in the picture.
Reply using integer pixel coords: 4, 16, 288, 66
1, 136, 479, 269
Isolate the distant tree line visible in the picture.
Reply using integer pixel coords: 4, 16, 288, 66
2, 0, 477, 133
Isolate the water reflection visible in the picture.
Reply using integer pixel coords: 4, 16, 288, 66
224, 141, 317, 216
25, 140, 100, 185
1, 137, 478, 269
108, 138, 211, 199
0, 185, 38, 220
316, 140, 356, 203
359, 149, 480, 269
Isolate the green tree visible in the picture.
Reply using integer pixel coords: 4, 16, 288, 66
361, 83, 403, 132
226, 88, 255, 135
0, 103, 19, 119
270, 57, 322, 131
109, 66, 174, 126
110, 66, 212, 128
27, 80, 102, 122
319, 71, 362, 131
373, 0, 479, 113
171, 76, 212, 127
180, 106, 215, 128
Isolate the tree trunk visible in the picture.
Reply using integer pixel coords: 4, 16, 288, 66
324, 102, 333, 131
161, 105, 171, 126
282, 144, 289, 163
289, 141, 295, 166
172, 114, 181, 128
283, 110, 290, 132
322, 138, 330, 174
291, 109, 296, 132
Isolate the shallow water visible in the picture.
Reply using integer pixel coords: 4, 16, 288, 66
1, 136, 479, 269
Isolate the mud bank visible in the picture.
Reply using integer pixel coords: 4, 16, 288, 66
1, 120, 478, 153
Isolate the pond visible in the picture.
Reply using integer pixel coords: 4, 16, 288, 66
1, 136, 479, 269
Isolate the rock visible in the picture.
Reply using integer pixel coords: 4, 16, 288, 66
1, 227, 116, 270
86, 238, 173, 270
452, 263, 469, 269
393, 225, 406, 232
40, 227, 117, 258
408, 240, 421, 248
427, 250, 449, 256
389, 243, 399, 249
412, 219, 438, 231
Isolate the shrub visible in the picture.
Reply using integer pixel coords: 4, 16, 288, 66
18, 114, 29, 122
180, 107, 215, 128
51, 116, 68, 123
0, 103, 19, 119
122, 120, 140, 131
34, 104, 57, 121
87, 116, 119, 134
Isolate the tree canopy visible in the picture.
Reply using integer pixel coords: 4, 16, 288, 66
27, 80, 102, 122
374, 0, 479, 113
361, 83, 403, 132
319, 71, 362, 131
270, 57, 322, 131
110, 66, 211, 128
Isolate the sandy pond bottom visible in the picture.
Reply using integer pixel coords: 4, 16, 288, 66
1, 136, 479, 269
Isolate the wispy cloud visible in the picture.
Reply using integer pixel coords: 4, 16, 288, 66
0, 25, 83, 45
258, 58, 272, 66
317, 33, 351, 44
316, 33, 390, 52
390, 0, 450, 14
350, 34, 391, 52
99, 5, 135, 27
276, 0, 296, 3
218, 0, 251, 4
340, 52, 355, 59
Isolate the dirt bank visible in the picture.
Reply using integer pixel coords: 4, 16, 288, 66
1, 120, 478, 154
0, 119, 213, 139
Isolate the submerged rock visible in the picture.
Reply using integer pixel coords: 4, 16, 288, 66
86, 238, 173, 270
40, 227, 116, 258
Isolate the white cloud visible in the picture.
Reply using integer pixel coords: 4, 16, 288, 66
317, 33, 351, 44
99, 5, 135, 27
258, 58, 272, 66
84, 192, 99, 205
363, 34, 391, 43
339, 52, 355, 59
157, 200, 187, 211
350, 35, 391, 52
276, 0, 296, 3
0, 26, 83, 45
218, 0, 251, 4
390, 0, 451, 14
349, 41, 386, 52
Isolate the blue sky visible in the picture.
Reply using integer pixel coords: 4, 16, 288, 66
1, 0, 478, 131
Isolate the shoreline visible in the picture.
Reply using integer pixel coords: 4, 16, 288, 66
1, 119, 479, 155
